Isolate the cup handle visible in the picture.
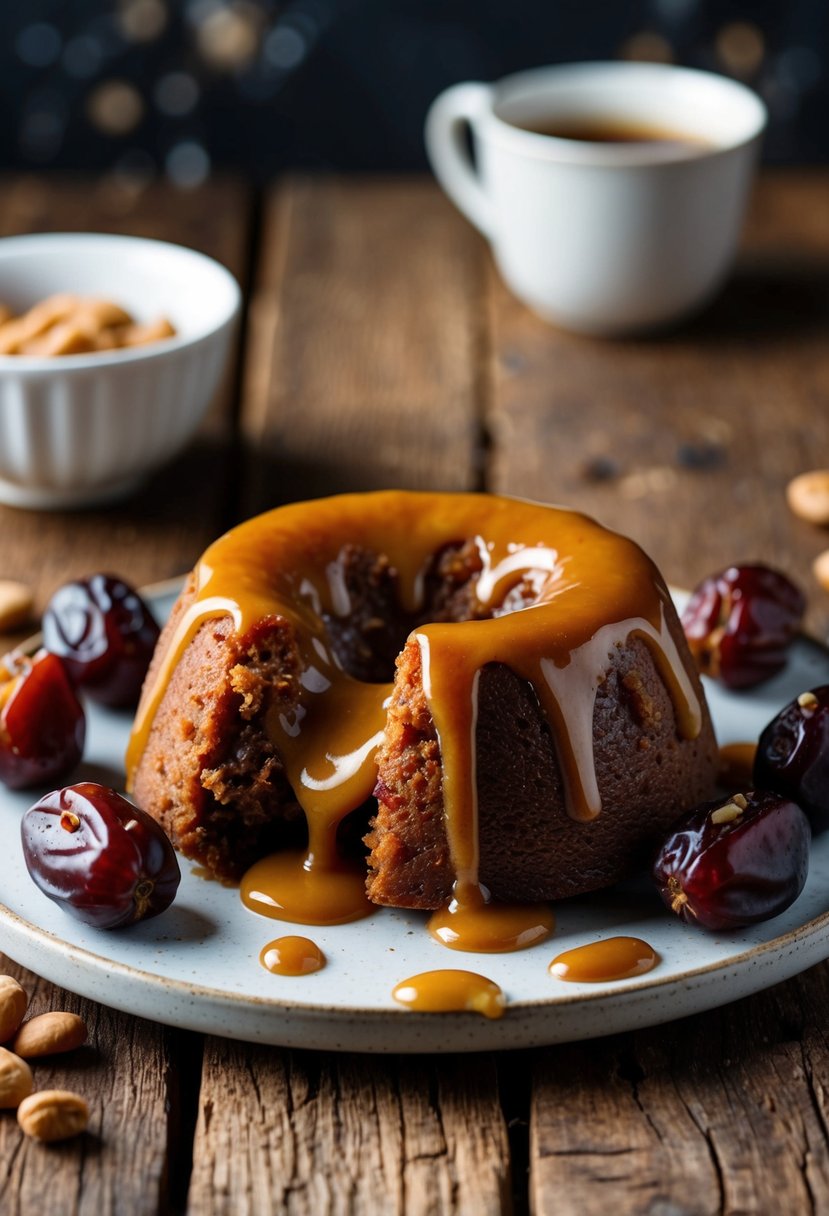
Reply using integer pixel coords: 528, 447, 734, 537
425, 82, 495, 237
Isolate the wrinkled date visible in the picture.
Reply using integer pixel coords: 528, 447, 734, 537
21, 783, 180, 929
0, 651, 85, 790
42, 574, 159, 708
652, 790, 810, 931
755, 687, 829, 823
681, 564, 805, 689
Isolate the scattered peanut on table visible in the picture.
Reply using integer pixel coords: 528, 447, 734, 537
12, 1011, 88, 1058
0, 580, 34, 632
787, 470, 829, 526
785, 472, 829, 596
0, 974, 28, 1041
0, 1047, 33, 1108
813, 550, 829, 593
0, 973, 90, 1142
17, 1090, 89, 1142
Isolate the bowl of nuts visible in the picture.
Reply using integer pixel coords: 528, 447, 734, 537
0, 232, 241, 509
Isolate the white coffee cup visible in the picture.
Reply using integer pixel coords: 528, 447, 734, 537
425, 62, 767, 335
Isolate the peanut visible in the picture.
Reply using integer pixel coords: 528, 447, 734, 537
12, 1011, 87, 1059
77, 300, 132, 330
0, 1046, 33, 1109
118, 317, 176, 347
17, 1090, 88, 1142
0, 294, 175, 357
787, 470, 829, 526
0, 580, 34, 632
0, 975, 28, 1042
0, 295, 79, 354
24, 322, 98, 357
814, 549, 829, 593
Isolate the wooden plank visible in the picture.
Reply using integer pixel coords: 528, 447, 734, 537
531, 965, 829, 1215
238, 175, 487, 514
0, 174, 254, 653
0, 173, 249, 274
486, 170, 829, 640
188, 1042, 510, 1215
0, 953, 191, 1216
530, 1038, 720, 1215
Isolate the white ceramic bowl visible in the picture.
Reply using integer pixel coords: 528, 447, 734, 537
0, 233, 241, 509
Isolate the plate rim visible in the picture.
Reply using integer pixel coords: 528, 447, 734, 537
3, 576, 829, 1038
4, 866, 829, 1017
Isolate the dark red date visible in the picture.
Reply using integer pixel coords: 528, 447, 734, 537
755, 687, 829, 823
21, 782, 180, 929
681, 564, 805, 690
652, 790, 810, 931
42, 574, 159, 708
0, 650, 85, 789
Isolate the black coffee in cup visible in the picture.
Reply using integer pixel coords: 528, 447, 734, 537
510, 115, 711, 148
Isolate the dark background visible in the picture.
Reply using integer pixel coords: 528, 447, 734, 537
1, 0, 827, 189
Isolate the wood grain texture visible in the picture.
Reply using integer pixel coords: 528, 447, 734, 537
0, 174, 249, 264
486, 170, 829, 641
0, 175, 254, 654
187, 1041, 510, 1215
238, 176, 487, 514
0, 954, 187, 1216
531, 964, 829, 1216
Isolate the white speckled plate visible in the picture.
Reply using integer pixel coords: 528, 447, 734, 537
1, 582, 828, 1053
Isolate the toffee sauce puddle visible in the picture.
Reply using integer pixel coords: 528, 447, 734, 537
549, 936, 659, 983
260, 935, 326, 975
392, 970, 506, 1019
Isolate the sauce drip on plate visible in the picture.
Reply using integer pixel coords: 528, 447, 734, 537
549, 936, 659, 983
392, 969, 505, 1019
260, 935, 326, 975
428, 885, 554, 952
242, 850, 373, 926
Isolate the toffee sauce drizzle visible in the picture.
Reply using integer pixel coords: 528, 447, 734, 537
127, 491, 703, 945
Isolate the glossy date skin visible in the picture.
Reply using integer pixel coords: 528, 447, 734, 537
755, 687, 829, 824
21, 783, 180, 929
652, 790, 810, 931
0, 651, 85, 790
42, 574, 159, 708
681, 564, 805, 690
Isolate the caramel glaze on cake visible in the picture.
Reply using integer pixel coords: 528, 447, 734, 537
127, 490, 718, 926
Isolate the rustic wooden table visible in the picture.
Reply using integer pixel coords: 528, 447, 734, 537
1, 170, 829, 1215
